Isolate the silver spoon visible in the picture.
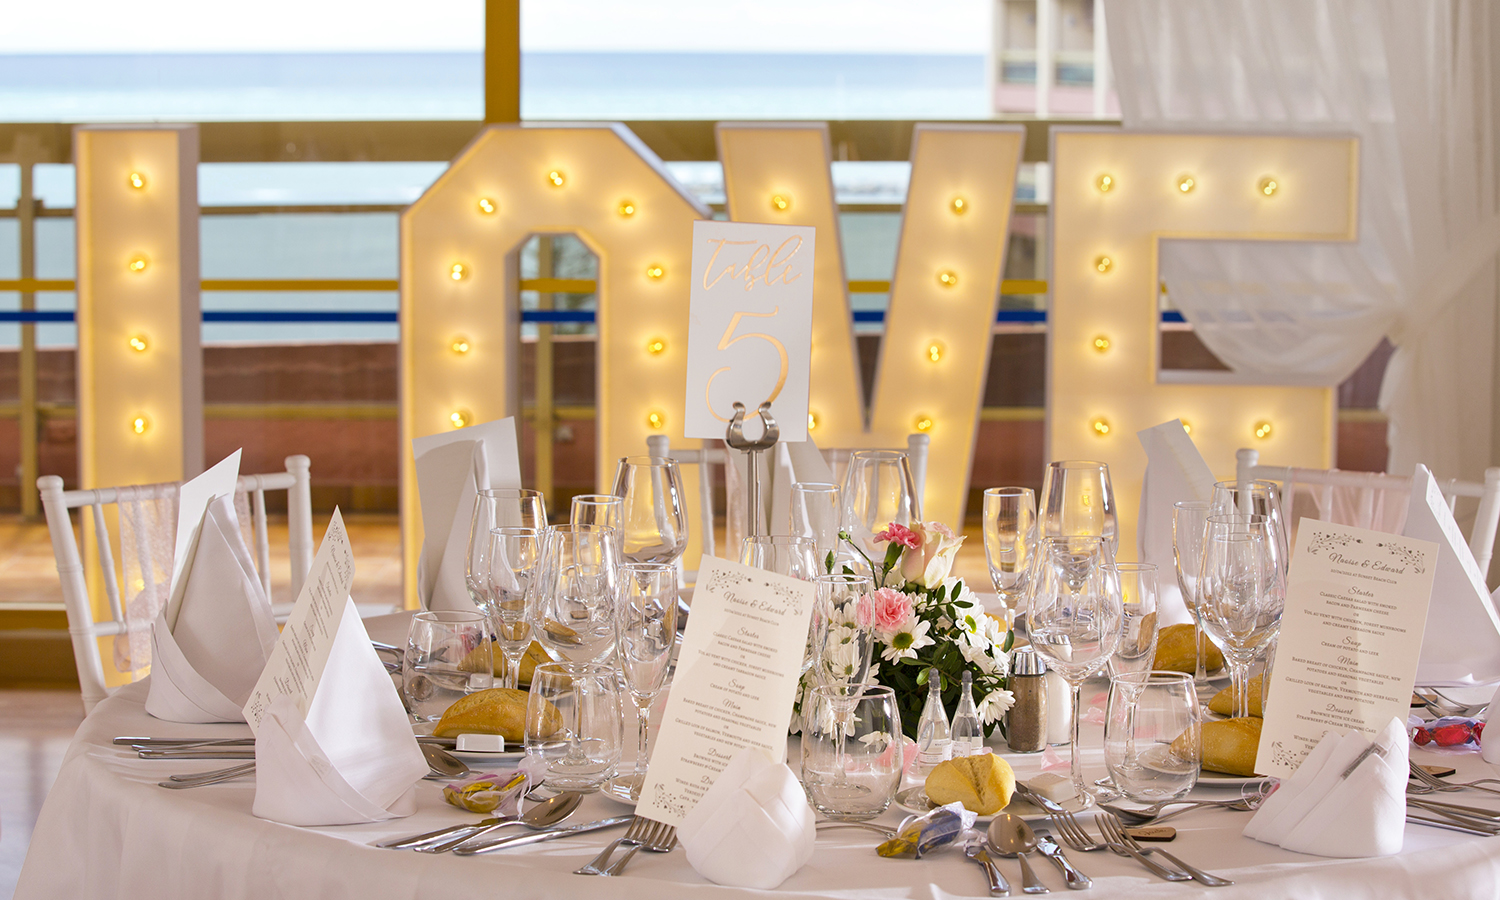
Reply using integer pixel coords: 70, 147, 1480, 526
420, 743, 471, 779
989, 813, 1050, 894
418, 791, 582, 853
1102, 797, 1256, 825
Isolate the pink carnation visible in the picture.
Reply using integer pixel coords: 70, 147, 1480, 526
855, 593, 876, 629
868, 587, 916, 634
876, 522, 921, 550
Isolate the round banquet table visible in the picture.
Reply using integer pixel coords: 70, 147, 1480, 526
15, 615, 1500, 899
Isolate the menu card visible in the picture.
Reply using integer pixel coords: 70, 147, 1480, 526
634, 557, 815, 826
242, 508, 356, 733
684, 220, 815, 443
1256, 520, 1438, 778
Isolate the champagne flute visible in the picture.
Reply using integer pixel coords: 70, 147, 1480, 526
742, 534, 820, 676
1172, 500, 1214, 686
608, 562, 678, 801
536, 524, 620, 666
1028, 535, 1123, 808
982, 486, 1038, 634
809, 573, 875, 798
841, 451, 919, 573
612, 457, 689, 566
485, 526, 546, 690
790, 482, 842, 574
1039, 461, 1118, 551
465, 488, 546, 613
1198, 514, 1285, 719
1108, 563, 1160, 677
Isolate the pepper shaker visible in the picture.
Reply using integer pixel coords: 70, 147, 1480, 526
1005, 647, 1048, 753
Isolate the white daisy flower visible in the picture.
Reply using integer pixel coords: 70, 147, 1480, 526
977, 688, 1016, 724
880, 618, 935, 663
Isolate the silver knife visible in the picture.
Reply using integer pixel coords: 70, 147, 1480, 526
452, 816, 634, 856
139, 749, 258, 760
1034, 832, 1092, 890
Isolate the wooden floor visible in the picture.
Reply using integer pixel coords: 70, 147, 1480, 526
0, 689, 84, 900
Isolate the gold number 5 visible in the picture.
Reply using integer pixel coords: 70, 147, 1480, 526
704, 308, 788, 423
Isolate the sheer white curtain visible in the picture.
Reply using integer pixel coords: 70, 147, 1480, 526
1103, 0, 1500, 483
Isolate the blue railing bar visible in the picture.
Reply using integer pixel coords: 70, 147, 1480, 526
0, 309, 1194, 326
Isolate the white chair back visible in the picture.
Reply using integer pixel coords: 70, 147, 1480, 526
1235, 448, 1500, 580
38, 455, 315, 713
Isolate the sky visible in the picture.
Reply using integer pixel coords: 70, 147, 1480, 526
3, 0, 990, 54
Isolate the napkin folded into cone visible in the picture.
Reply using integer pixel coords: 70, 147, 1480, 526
253, 595, 428, 826
678, 746, 815, 890
1244, 718, 1407, 858
413, 417, 522, 612
1404, 464, 1500, 686
146, 453, 278, 724
1136, 420, 1216, 626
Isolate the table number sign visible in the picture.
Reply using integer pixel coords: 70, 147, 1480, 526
634, 556, 816, 826
684, 220, 815, 443
1256, 520, 1438, 777
242, 508, 356, 733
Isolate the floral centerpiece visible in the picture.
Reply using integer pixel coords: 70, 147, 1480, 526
794, 521, 1015, 742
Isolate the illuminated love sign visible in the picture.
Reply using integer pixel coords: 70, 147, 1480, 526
685, 220, 815, 442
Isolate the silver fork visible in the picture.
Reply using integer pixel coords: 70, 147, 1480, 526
1092, 812, 1190, 881
1014, 785, 1105, 852
604, 820, 676, 876
1409, 760, 1500, 796
575, 816, 653, 876
158, 763, 256, 789
1098, 813, 1231, 886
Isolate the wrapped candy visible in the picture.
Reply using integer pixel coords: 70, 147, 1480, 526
441, 771, 526, 813
876, 801, 977, 859
1411, 717, 1483, 749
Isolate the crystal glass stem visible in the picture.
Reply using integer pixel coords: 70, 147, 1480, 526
1068, 679, 1091, 806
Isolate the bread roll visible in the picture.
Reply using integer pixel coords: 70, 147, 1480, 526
1153, 624, 1224, 674
432, 688, 562, 741
1172, 716, 1261, 776
924, 752, 1016, 815
1208, 676, 1264, 718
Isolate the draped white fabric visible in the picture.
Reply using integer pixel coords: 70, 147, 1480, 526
1104, 0, 1500, 483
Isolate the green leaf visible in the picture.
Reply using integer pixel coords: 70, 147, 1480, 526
915, 667, 929, 686
824, 550, 835, 575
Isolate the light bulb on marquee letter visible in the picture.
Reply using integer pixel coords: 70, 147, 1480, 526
645, 337, 666, 355
128, 172, 147, 190
1096, 174, 1114, 193
128, 255, 149, 273
645, 264, 664, 280
770, 194, 791, 212
914, 415, 934, 433
646, 410, 666, 430
807, 411, 819, 431
950, 197, 967, 215
132, 414, 150, 435
618, 200, 636, 217
1177, 174, 1196, 193
937, 270, 958, 288
450, 337, 470, 354
129, 335, 149, 352
477, 197, 496, 214
1258, 177, 1278, 197
926, 341, 944, 363
547, 170, 565, 188
450, 263, 467, 281
1255, 420, 1274, 440
450, 409, 472, 429
1094, 255, 1113, 274
1092, 335, 1110, 353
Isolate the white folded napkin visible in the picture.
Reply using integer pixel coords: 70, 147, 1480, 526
412, 417, 522, 612
1482, 684, 1500, 764
253, 595, 428, 826
678, 746, 815, 890
146, 452, 278, 724
1404, 464, 1500, 686
1244, 718, 1407, 858
769, 436, 838, 534
1136, 419, 1216, 625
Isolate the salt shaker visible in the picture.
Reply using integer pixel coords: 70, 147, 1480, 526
1005, 646, 1048, 753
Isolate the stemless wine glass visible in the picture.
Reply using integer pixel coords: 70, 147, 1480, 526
403, 610, 493, 723
1172, 501, 1214, 686
1108, 563, 1160, 677
791, 482, 843, 574
841, 451, 919, 570
1198, 515, 1285, 719
536, 524, 620, 665
802, 685, 903, 821
467, 489, 547, 610
1105, 671, 1200, 803
607, 562, 678, 801
1028, 535, 1123, 808
983, 486, 1038, 632
485, 526, 546, 690
524, 662, 622, 793
1039, 461, 1118, 551
612, 457, 689, 567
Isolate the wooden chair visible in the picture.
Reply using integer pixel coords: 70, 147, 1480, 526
38, 455, 315, 713
1235, 448, 1500, 579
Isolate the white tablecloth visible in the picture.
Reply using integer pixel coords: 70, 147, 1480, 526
16, 617, 1500, 899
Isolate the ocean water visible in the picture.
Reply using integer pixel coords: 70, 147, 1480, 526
0, 51, 988, 122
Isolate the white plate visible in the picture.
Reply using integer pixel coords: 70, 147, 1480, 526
1195, 769, 1271, 788
893, 786, 1048, 822
446, 749, 525, 765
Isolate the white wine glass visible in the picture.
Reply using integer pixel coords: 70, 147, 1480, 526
841, 451, 919, 572
1028, 535, 1123, 808
1199, 514, 1284, 719
536, 524, 620, 666
790, 482, 843, 574
612, 457, 689, 567
465, 488, 546, 612
1108, 563, 1160, 677
809, 573, 875, 799
1172, 501, 1214, 686
1039, 461, 1118, 552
